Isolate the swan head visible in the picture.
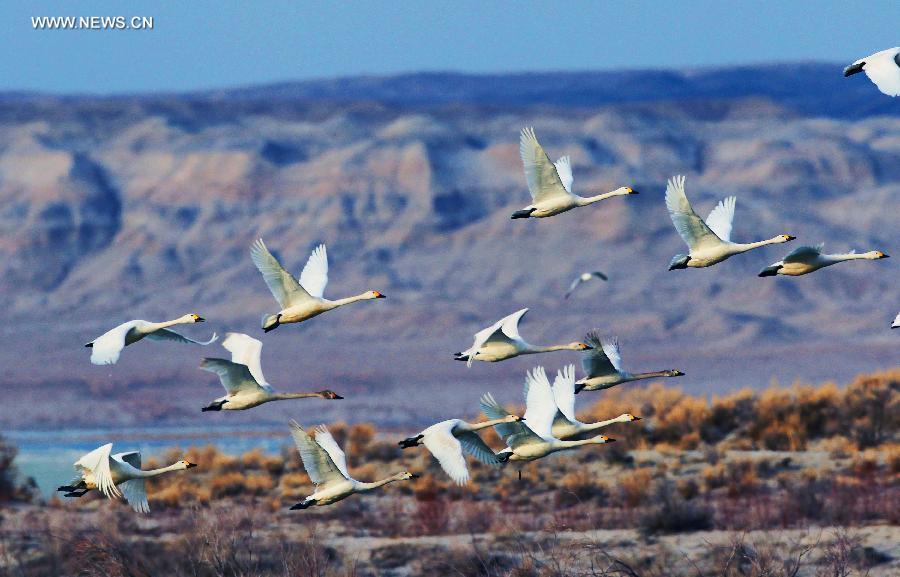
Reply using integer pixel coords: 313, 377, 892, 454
504, 414, 524, 423
571, 342, 593, 351
665, 370, 685, 377
592, 435, 615, 444
668, 254, 690, 270
317, 390, 344, 400
616, 186, 638, 196
870, 251, 889, 259
185, 314, 205, 323
365, 290, 386, 300
621, 413, 642, 422
175, 459, 198, 470
776, 234, 796, 243
398, 471, 419, 481
398, 434, 424, 449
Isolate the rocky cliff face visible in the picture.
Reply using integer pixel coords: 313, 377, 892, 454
1, 66, 897, 429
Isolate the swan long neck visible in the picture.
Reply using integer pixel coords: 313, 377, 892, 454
628, 371, 675, 382
554, 437, 604, 449
272, 392, 326, 400
465, 417, 516, 433
527, 343, 579, 353
135, 462, 185, 478
733, 237, 787, 252
329, 293, 372, 307
576, 190, 629, 206
356, 472, 408, 492
580, 416, 627, 432
827, 253, 871, 262
141, 317, 191, 333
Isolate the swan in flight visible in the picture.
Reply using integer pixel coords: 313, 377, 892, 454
289, 421, 417, 509
844, 47, 900, 96
548, 364, 641, 439
565, 271, 609, 299
576, 331, 683, 393
454, 308, 591, 367
759, 244, 889, 277
893, 312, 900, 329
85, 314, 216, 365
199, 334, 343, 411
56, 444, 196, 513
665, 175, 795, 270
398, 414, 523, 485
511, 127, 637, 219
250, 239, 385, 332
479, 367, 615, 465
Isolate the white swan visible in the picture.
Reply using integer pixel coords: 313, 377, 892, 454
250, 239, 385, 332
759, 244, 888, 277
892, 312, 900, 329
289, 421, 417, 509
665, 175, 795, 270
479, 367, 615, 464
85, 314, 216, 365
455, 308, 591, 367
397, 414, 523, 485
576, 331, 684, 393
199, 333, 343, 411
56, 444, 196, 513
549, 364, 641, 439
511, 127, 637, 219
565, 271, 609, 299
844, 47, 900, 96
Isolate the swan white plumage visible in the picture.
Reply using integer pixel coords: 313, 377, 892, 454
454, 308, 591, 367
56, 444, 196, 513
549, 364, 641, 439
511, 127, 637, 219
565, 271, 609, 299
289, 421, 417, 509
479, 367, 615, 464
397, 414, 523, 485
844, 47, 900, 97
665, 175, 795, 270
250, 239, 385, 332
85, 314, 216, 365
758, 244, 889, 277
576, 331, 684, 393
200, 334, 343, 411
892, 312, 900, 329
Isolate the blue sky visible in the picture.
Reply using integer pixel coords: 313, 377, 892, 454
2, 0, 899, 94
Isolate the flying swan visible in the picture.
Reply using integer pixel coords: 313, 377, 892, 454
576, 331, 684, 393
665, 175, 795, 270
250, 239, 385, 332
85, 314, 216, 365
548, 364, 641, 439
759, 244, 888, 277
455, 308, 591, 367
511, 127, 637, 219
565, 271, 609, 299
844, 47, 900, 97
892, 312, 900, 329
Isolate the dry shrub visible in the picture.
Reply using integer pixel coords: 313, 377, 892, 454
617, 468, 654, 508
209, 471, 275, 498
555, 469, 609, 507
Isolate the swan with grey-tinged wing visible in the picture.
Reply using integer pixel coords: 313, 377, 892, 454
665, 175, 795, 270
56, 444, 196, 513
85, 314, 217, 365
548, 364, 641, 439
250, 239, 385, 332
199, 332, 343, 411
576, 331, 683, 393
479, 367, 615, 467
844, 47, 900, 97
398, 413, 523, 485
565, 271, 609, 299
289, 421, 417, 509
454, 308, 591, 367
511, 127, 637, 219
758, 244, 888, 277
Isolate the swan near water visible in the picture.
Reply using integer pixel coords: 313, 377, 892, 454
85, 314, 216, 365
844, 47, 900, 97
759, 244, 889, 277
576, 331, 684, 393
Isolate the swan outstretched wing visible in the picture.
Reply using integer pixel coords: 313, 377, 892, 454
783, 244, 824, 264
705, 196, 736, 242
456, 431, 501, 466
665, 175, 721, 250
523, 367, 558, 439
222, 332, 271, 392
118, 479, 149, 513
199, 358, 265, 395
146, 329, 218, 346
250, 239, 312, 308
422, 421, 469, 485
89, 321, 136, 365
552, 364, 578, 421
299, 244, 329, 299
520, 127, 572, 203
74, 443, 121, 499
313, 425, 351, 480
554, 156, 574, 193
464, 308, 527, 367
112, 451, 141, 470
289, 421, 348, 486
582, 331, 619, 377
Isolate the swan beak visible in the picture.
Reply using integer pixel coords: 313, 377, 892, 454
195, 317, 206, 322
374, 292, 386, 299
605, 438, 617, 443
581, 343, 594, 350
628, 188, 639, 195
330, 393, 344, 400
632, 416, 642, 421
186, 462, 198, 468
409, 473, 421, 479
85, 343, 93, 348
844, 62, 865, 77
574, 383, 585, 394
877, 252, 889, 259
784, 235, 796, 241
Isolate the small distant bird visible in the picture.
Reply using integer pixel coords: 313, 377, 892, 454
665, 175, 795, 270
575, 331, 684, 393
892, 312, 899, 329
565, 271, 609, 299
759, 244, 889, 277
289, 421, 417, 509
250, 239, 385, 332
85, 314, 216, 365
511, 127, 637, 219
57, 444, 196, 513
454, 308, 591, 367
844, 47, 900, 97
199, 333, 343, 411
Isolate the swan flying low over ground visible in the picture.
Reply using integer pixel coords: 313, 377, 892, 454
759, 244, 888, 277
57, 443, 196, 513
665, 175, 795, 270
398, 414, 523, 485
565, 271, 608, 299
250, 239, 385, 332
844, 48, 900, 97
199, 333, 343, 411
455, 308, 591, 367
548, 364, 641, 439
289, 421, 417, 509
512, 127, 637, 219
576, 331, 684, 393
85, 314, 216, 365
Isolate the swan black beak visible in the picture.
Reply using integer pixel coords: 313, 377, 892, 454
605, 438, 617, 443
186, 462, 198, 468
409, 473, 421, 479
785, 235, 797, 241
843, 62, 865, 77
85, 343, 93, 348
878, 253, 889, 259
632, 416, 642, 421
197, 317, 206, 322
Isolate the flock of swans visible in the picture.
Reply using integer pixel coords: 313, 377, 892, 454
61, 49, 899, 513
